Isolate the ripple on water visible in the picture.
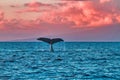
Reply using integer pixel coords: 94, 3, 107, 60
0, 42, 120, 79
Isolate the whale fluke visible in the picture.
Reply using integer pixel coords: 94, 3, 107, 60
37, 37, 64, 52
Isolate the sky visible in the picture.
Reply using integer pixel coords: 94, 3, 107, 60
0, 0, 120, 41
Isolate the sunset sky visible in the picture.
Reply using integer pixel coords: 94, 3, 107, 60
0, 0, 120, 41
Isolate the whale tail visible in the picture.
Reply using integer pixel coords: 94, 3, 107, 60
37, 37, 64, 52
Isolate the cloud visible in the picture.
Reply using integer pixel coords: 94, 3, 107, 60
34, 0, 120, 28
1, 0, 120, 31
24, 2, 53, 7
16, 8, 41, 13
100, 0, 111, 3
0, 11, 5, 30
0, 17, 74, 41
61, 0, 90, 1
116, 15, 120, 23
0, 11, 4, 21
61, 0, 111, 3
16, 1, 55, 13
10, 4, 20, 8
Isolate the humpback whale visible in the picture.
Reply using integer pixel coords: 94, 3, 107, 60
37, 37, 64, 52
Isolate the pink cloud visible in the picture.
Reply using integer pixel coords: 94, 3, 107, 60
116, 15, 120, 23
16, 8, 41, 13
24, 2, 53, 8
100, 0, 111, 3
0, 11, 5, 29
10, 4, 20, 8
0, 17, 73, 41
0, 11, 4, 21
16, 1, 55, 13
1, 0, 120, 31
36, 2, 112, 27
36, 0, 120, 28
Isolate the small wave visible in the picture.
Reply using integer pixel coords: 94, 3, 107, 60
0, 49, 22, 52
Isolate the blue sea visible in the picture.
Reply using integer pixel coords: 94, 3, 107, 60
0, 42, 120, 80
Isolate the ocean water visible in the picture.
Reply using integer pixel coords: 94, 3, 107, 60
0, 42, 120, 80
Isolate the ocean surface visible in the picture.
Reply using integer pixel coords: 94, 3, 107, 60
0, 42, 120, 80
